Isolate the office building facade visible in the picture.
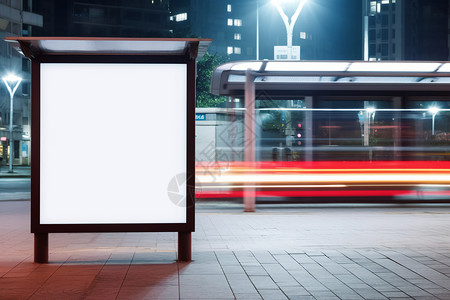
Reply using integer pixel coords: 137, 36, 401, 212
364, 0, 450, 61
0, 0, 42, 166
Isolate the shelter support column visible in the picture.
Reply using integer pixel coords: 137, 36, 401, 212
305, 97, 313, 161
244, 69, 256, 212
178, 232, 191, 261
393, 97, 402, 160
34, 233, 48, 263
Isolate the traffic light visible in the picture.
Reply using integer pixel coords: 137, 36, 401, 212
295, 122, 303, 146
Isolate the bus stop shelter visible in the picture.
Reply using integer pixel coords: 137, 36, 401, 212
210, 60, 450, 211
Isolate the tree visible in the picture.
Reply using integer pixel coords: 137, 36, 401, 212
196, 52, 228, 107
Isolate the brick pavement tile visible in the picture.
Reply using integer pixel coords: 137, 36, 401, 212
381, 291, 411, 298
116, 286, 179, 300
243, 265, 268, 276
234, 293, 262, 300
0, 287, 38, 300
258, 289, 289, 300
290, 253, 317, 264
252, 251, 278, 264
307, 289, 338, 299
248, 275, 279, 290
261, 263, 299, 287
352, 287, 389, 300
221, 265, 247, 275
280, 285, 311, 296
311, 255, 352, 275
273, 254, 302, 272
234, 251, 261, 267
216, 252, 240, 266
225, 274, 259, 295
179, 274, 234, 299
179, 262, 224, 275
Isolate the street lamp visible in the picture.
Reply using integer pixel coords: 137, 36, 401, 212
2, 74, 22, 173
272, 0, 308, 60
428, 106, 439, 135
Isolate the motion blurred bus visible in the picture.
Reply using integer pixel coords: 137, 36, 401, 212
195, 61, 450, 203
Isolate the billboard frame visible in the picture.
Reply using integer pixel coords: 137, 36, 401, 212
5, 37, 211, 263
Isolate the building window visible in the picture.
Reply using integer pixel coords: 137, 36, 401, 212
227, 18, 233, 26
227, 46, 233, 55
381, 44, 388, 56
234, 33, 241, 40
381, 14, 388, 26
369, 29, 376, 42
171, 13, 187, 22
370, 1, 377, 14
234, 47, 241, 54
382, 29, 388, 41
227, 4, 231, 12
234, 19, 242, 27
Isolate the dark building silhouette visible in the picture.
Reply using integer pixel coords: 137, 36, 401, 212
364, 0, 450, 61
33, 0, 171, 37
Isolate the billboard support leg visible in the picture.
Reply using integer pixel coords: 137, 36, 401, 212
34, 233, 48, 263
178, 232, 191, 261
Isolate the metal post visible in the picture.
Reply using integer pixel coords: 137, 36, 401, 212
2, 75, 22, 173
256, 0, 259, 60
273, 0, 307, 60
178, 232, 191, 261
9, 93, 13, 173
34, 233, 48, 263
363, 0, 369, 61
244, 69, 256, 212
305, 96, 313, 161
432, 114, 436, 135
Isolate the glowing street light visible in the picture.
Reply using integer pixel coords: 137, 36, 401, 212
428, 106, 440, 135
2, 74, 22, 173
272, 0, 308, 60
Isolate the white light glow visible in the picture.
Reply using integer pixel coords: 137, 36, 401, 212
428, 107, 440, 115
231, 62, 263, 71
40, 63, 187, 224
347, 62, 441, 73
265, 61, 350, 72
366, 107, 376, 114
2, 74, 22, 82
2, 74, 22, 97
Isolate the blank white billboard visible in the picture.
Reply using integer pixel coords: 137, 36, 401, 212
40, 63, 187, 224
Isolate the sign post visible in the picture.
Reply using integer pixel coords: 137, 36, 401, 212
5, 37, 210, 263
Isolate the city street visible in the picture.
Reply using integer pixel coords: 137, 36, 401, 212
0, 178, 30, 201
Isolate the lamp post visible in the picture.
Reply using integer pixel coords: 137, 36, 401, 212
272, 0, 307, 59
2, 74, 22, 173
428, 107, 439, 136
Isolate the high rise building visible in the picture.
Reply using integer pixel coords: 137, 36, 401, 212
364, 0, 450, 61
33, 0, 171, 37
0, 0, 42, 166
170, 0, 258, 60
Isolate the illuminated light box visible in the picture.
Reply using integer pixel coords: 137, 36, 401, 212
40, 63, 187, 224
5, 37, 211, 263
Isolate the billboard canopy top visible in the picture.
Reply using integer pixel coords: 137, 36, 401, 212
4, 37, 211, 61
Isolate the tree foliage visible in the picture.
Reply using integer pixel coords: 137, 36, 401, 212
196, 52, 228, 107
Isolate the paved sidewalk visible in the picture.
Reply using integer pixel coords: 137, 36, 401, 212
1, 201, 450, 299
0, 165, 30, 178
